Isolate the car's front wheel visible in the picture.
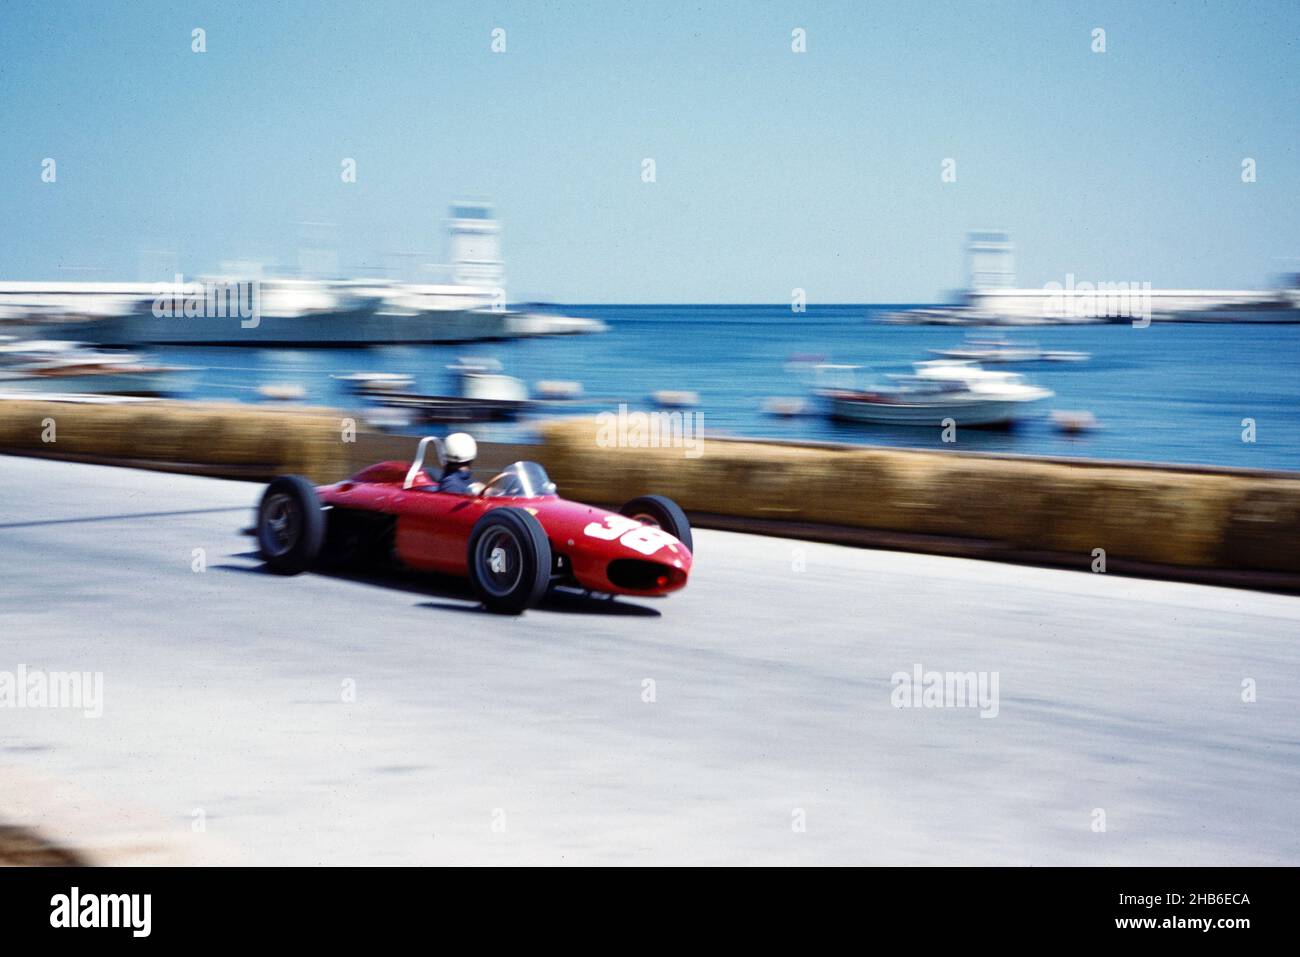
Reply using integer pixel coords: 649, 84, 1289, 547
619, 495, 693, 553
257, 476, 326, 574
467, 508, 552, 614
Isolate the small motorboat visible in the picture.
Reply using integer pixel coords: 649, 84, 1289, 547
880, 307, 981, 325
1041, 350, 1091, 362
370, 362, 531, 423
816, 360, 1053, 427
651, 390, 700, 408
258, 383, 307, 401
370, 391, 529, 424
363, 405, 416, 430
335, 371, 416, 394
446, 356, 504, 376
1050, 410, 1099, 434
930, 336, 1090, 364
0, 340, 194, 396
534, 380, 584, 400
504, 310, 608, 336
762, 397, 811, 417
783, 353, 828, 373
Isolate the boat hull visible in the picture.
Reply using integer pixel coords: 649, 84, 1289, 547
19, 307, 511, 346
0, 369, 193, 397
825, 394, 1044, 426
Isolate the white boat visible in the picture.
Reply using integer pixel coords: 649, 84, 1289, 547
651, 390, 700, 409
446, 356, 528, 402
0, 204, 542, 345
817, 360, 1053, 426
957, 232, 1300, 324
446, 356, 503, 376
0, 340, 194, 396
504, 310, 608, 336
534, 380, 584, 400
335, 371, 416, 394
930, 337, 1090, 364
257, 383, 307, 401
461, 371, 528, 404
762, 396, 811, 417
1051, 410, 1099, 434
367, 357, 531, 423
881, 307, 985, 325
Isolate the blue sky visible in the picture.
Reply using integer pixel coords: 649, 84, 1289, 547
2, 0, 1296, 302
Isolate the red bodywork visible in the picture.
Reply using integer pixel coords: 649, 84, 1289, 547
316, 461, 693, 597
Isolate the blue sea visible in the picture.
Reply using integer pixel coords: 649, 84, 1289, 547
156, 304, 1300, 472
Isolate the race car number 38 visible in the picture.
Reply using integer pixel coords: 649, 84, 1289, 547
583, 514, 679, 556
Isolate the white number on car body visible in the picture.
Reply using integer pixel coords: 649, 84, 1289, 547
583, 515, 677, 556
582, 514, 640, 541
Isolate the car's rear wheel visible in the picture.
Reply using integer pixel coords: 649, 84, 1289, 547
619, 495, 693, 553
257, 476, 326, 575
467, 508, 552, 614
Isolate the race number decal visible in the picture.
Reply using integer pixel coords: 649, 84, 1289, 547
582, 514, 640, 541
583, 515, 676, 556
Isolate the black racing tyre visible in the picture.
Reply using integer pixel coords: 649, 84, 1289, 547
467, 507, 552, 615
619, 495, 693, 553
257, 476, 326, 575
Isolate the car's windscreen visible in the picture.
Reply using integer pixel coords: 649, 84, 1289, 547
482, 461, 555, 497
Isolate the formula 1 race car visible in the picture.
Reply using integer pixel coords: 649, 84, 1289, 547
253, 436, 693, 613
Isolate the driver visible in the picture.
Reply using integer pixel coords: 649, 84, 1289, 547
437, 432, 483, 495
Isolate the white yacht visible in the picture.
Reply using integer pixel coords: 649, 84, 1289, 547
334, 371, 417, 394
0, 340, 194, 396
0, 204, 519, 346
504, 309, 608, 336
817, 360, 1053, 426
930, 336, 1089, 364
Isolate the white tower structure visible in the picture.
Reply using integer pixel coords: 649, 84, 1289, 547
965, 230, 1016, 291
446, 202, 504, 290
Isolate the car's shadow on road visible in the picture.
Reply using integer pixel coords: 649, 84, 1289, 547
538, 590, 662, 617
216, 555, 662, 617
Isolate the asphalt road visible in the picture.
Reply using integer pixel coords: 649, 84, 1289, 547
1, 453, 1298, 865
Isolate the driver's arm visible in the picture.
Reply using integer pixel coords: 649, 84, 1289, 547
437, 468, 475, 494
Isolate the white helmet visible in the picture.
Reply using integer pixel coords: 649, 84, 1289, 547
443, 432, 477, 465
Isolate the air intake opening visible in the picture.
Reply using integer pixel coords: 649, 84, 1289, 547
607, 559, 679, 591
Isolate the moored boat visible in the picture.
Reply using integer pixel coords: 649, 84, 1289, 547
0, 340, 194, 396
930, 336, 1090, 364
366, 359, 531, 423
335, 371, 417, 394
816, 360, 1053, 427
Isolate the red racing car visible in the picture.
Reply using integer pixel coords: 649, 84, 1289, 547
253, 436, 694, 613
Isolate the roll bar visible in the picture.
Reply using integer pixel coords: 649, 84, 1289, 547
403, 436, 445, 489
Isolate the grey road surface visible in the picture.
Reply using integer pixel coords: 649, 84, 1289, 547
1, 454, 1298, 865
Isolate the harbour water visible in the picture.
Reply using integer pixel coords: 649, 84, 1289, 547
148, 304, 1300, 472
